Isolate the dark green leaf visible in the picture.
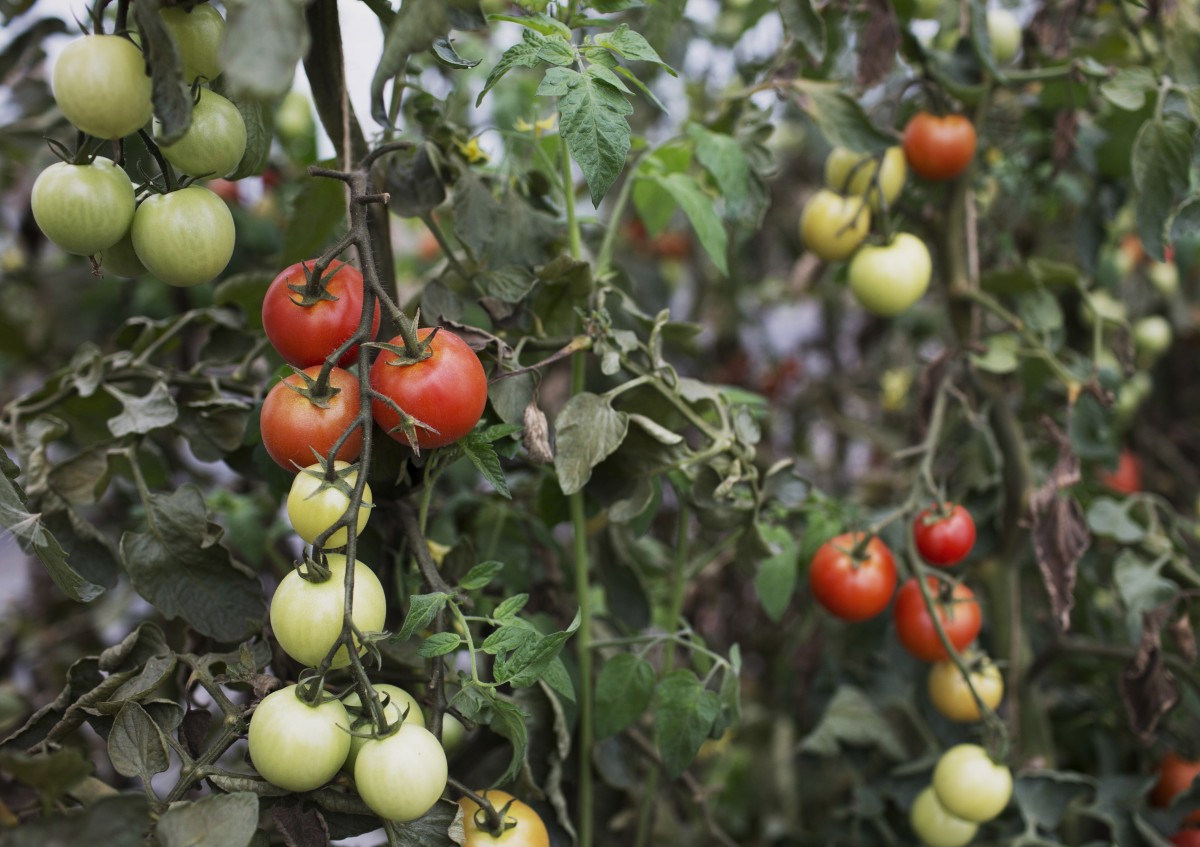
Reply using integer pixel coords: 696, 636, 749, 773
482, 694, 528, 785
1114, 551, 1177, 643
133, 0, 191, 145
47, 448, 112, 506
653, 172, 728, 274
1017, 288, 1064, 334
1014, 771, 1095, 831
431, 36, 481, 69
1169, 195, 1200, 245
1132, 113, 1195, 261
553, 392, 629, 495
106, 382, 179, 437
221, 0, 310, 100
418, 632, 463, 657
799, 685, 907, 759
381, 144, 447, 218
460, 560, 504, 590
1068, 393, 1117, 464
653, 669, 720, 778
493, 593, 529, 619
0, 748, 92, 801
396, 592, 451, 642
754, 524, 799, 623
108, 702, 169, 781
476, 30, 547, 106
0, 794, 149, 847
1101, 68, 1158, 111
795, 81, 892, 152
459, 432, 512, 498
780, 0, 826, 63
592, 23, 676, 74
493, 611, 580, 688
158, 791, 259, 847
120, 485, 266, 642
537, 66, 633, 206
282, 174, 347, 265
594, 653, 655, 738
213, 273, 273, 331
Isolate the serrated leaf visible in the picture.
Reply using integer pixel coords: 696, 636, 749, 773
593, 23, 676, 74
488, 12, 571, 38
553, 392, 629, 495
537, 34, 577, 66
780, 0, 826, 63
460, 432, 513, 498
418, 632, 462, 657
653, 172, 729, 274
493, 612, 580, 689
483, 694, 528, 785
493, 593, 529, 619
221, 0, 310, 100
476, 30, 547, 106
1133, 113, 1195, 261
395, 592, 451, 642
800, 685, 907, 759
795, 81, 892, 153
594, 653, 655, 738
653, 669, 720, 778
537, 66, 633, 206
460, 560, 505, 590
754, 524, 799, 623
689, 124, 758, 225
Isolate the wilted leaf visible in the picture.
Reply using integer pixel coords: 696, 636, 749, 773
132, 0, 191, 144
857, 0, 898, 88
1120, 602, 1180, 743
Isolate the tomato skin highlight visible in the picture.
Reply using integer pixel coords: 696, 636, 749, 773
52, 35, 152, 139
847, 232, 932, 316
927, 658, 1003, 722
247, 685, 351, 792
808, 532, 898, 622
260, 366, 363, 469
31, 158, 135, 256
903, 113, 978, 181
158, 88, 247, 179
370, 328, 488, 450
893, 577, 982, 662
131, 186, 235, 287
799, 189, 871, 262
458, 789, 551, 847
286, 460, 372, 547
932, 743, 1013, 823
1153, 751, 1200, 824
913, 504, 976, 567
342, 684, 424, 771
354, 723, 448, 821
262, 261, 380, 368
910, 785, 978, 847
160, 3, 226, 82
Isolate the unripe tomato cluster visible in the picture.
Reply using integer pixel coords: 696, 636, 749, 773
911, 744, 1014, 847
36, 7, 243, 287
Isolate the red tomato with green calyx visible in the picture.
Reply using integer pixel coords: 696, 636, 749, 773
262, 261, 381, 368
809, 532, 898, 622
913, 504, 976, 567
370, 328, 487, 450
903, 113, 977, 182
894, 577, 982, 662
260, 366, 362, 469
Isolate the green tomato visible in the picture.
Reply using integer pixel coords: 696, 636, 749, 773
439, 712, 467, 755
823, 146, 907, 211
354, 723, 448, 821
161, 3, 226, 82
31, 158, 135, 256
848, 232, 932, 316
1148, 260, 1180, 296
911, 786, 979, 847
932, 744, 1013, 823
53, 35, 152, 139
986, 9, 1021, 64
1115, 371, 1153, 422
343, 684, 425, 771
97, 230, 146, 278
247, 685, 351, 792
270, 553, 386, 668
276, 90, 316, 142
158, 88, 247, 179
1133, 315, 1173, 358
800, 190, 871, 262
131, 186, 235, 287
286, 461, 372, 548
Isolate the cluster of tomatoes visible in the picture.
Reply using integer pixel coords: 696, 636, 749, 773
34, 6, 243, 287
799, 112, 978, 317
808, 504, 1013, 845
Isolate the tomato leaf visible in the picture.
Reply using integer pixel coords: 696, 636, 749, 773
754, 524, 799, 623
1086, 497, 1145, 544
653, 669, 720, 778
1013, 771, 1095, 832
493, 611, 580, 688
395, 592, 451, 643
417, 631, 462, 657
281, 174, 346, 265
459, 432, 513, 498
592, 23, 676, 75
0, 794, 149, 847
108, 702, 169, 781
105, 381, 179, 438
798, 685, 907, 760
460, 560, 505, 590
1101, 68, 1158, 111
493, 593, 529, 619
220, 0, 310, 100
795, 81, 893, 153
780, 0, 826, 63
1132, 113, 1195, 262
0, 748, 92, 803
594, 653, 655, 738
476, 29, 548, 106
157, 792, 258, 847
554, 392, 629, 495
652, 172, 729, 274
132, 0, 192, 145
537, 66, 634, 206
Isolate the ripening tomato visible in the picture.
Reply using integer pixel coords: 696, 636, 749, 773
1152, 751, 1200, 824
343, 684, 425, 771
260, 366, 363, 469
893, 577, 982, 662
1098, 448, 1142, 495
932, 744, 1013, 823
31, 158, 135, 256
808, 532, 898, 622
910, 785, 978, 847
370, 328, 488, 450
247, 685, 351, 792
928, 658, 1004, 722
1171, 830, 1200, 847
52, 35, 152, 139
913, 504, 976, 567
286, 460, 372, 547
355, 723, 448, 821
823, 146, 907, 211
458, 789, 551, 847
903, 113, 977, 181
262, 261, 381, 368
799, 189, 871, 262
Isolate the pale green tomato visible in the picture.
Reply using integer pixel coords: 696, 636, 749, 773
823, 146, 906, 211
848, 232, 932, 316
342, 684, 425, 771
1148, 260, 1180, 296
97, 230, 146, 278
53, 35, 152, 139
910, 786, 979, 847
161, 3, 225, 82
1133, 315, 1173, 358
247, 685, 350, 792
800, 190, 871, 262
158, 88, 247, 179
932, 744, 1013, 823
31, 158, 135, 256
270, 554, 387, 668
131, 186, 235, 287
986, 9, 1021, 64
276, 90, 316, 141
286, 461, 372, 547
354, 723, 448, 821
439, 712, 467, 754
1115, 371, 1153, 422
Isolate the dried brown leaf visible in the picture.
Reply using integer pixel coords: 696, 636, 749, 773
1027, 418, 1089, 630
1052, 110, 1078, 173
857, 0, 899, 89
1168, 610, 1197, 663
523, 401, 554, 465
1121, 603, 1181, 744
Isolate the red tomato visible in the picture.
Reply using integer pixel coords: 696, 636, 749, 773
1098, 448, 1142, 495
1153, 751, 1200, 825
260, 366, 363, 469
369, 328, 488, 450
262, 261, 381, 369
902, 113, 977, 181
1171, 830, 1200, 847
913, 504, 977, 567
808, 532, 898, 622
893, 577, 982, 662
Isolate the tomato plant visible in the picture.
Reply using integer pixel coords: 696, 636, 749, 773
458, 789, 551, 847
913, 504, 976, 567
370, 327, 488, 450
130, 185, 235, 287
343, 684, 424, 770
893, 577, 983, 662
932, 744, 1013, 823
246, 685, 351, 793
847, 232, 932, 316
927, 658, 1003, 722
262, 260, 381, 368
285, 460, 372, 547
259, 365, 363, 469
799, 189, 871, 261
910, 786, 978, 847
157, 88, 247, 179
30, 157, 135, 256
160, 3, 226, 82
902, 113, 978, 181
354, 723, 449, 821
51, 35, 152, 139
269, 553, 386, 668
808, 533, 897, 621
